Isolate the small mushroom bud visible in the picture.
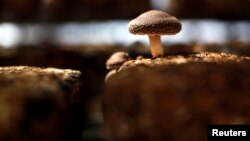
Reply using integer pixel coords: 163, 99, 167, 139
106, 52, 130, 70
105, 69, 117, 82
105, 52, 130, 82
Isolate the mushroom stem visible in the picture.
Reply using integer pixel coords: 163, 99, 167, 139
148, 35, 164, 58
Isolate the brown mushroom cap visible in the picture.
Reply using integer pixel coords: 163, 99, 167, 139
128, 10, 181, 35
106, 52, 130, 70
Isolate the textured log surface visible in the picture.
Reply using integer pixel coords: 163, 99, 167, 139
119, 52, 250, 71
0, 66, 81, 141
103, 52, 250, 141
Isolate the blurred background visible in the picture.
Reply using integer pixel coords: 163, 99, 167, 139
0, 0, 249, 141
0, 0, 249, 48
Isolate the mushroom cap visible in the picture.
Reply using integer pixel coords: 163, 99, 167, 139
128, 10, 181, 35
106, 52, 130, 70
